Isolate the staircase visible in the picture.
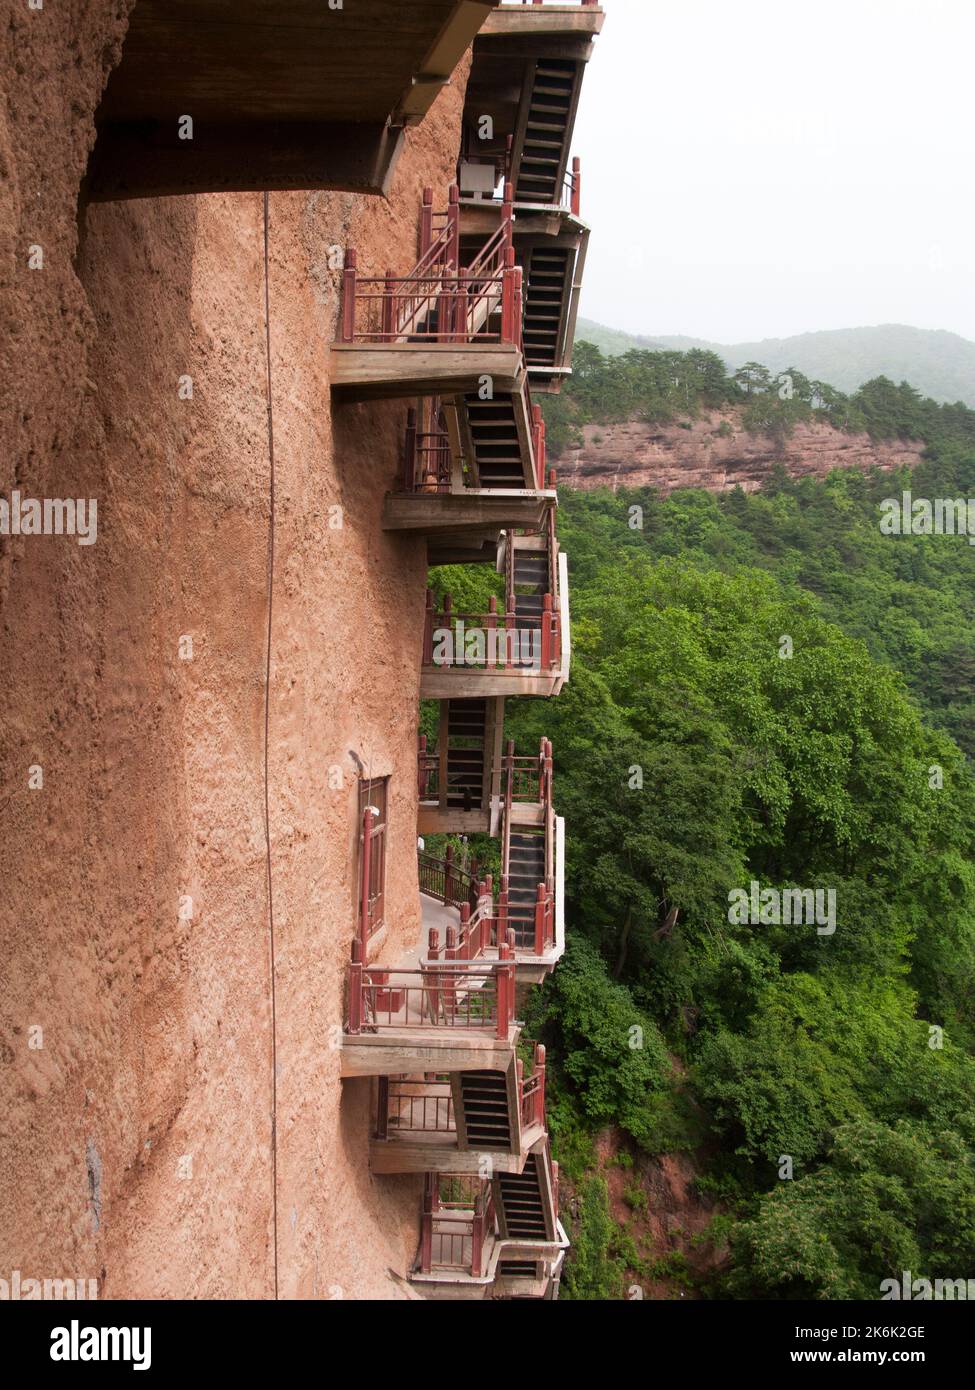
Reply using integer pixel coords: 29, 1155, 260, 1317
523, 246, 572, 370
495, 1147, 554, 1240
464, 393, 528, 488
445, 699, 488, 811
512, 544, 549, 662
515, 60, 580, 205
506, 829, 546, 949
457, 1070, 513, 1149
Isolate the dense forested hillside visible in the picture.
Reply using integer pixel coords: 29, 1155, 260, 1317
432, 365, 975, 1299
575, 321, 975, 409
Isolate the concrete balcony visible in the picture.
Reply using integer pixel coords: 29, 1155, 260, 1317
341, 949, 521, 1079
383, 389, 554, 554
482, 1, 605, 40
419, 549, 570, 700
408, 1142, 566, 1298
368, 1044, 548, 1175
331, 188, 527, 402
87, 0, 495, 200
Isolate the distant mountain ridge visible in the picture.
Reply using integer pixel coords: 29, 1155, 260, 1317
576, 321, 975, 408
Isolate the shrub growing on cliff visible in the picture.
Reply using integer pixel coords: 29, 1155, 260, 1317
562, 1176, 625, 1301
528, 937, 671, 1149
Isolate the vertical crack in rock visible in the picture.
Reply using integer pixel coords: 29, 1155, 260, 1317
85, 1138, 103, 1233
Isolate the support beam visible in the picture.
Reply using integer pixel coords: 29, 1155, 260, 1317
88, 120, 404, 202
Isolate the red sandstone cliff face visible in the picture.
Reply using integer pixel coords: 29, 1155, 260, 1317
1, 5, 469, 1300
556, 408, 925, 494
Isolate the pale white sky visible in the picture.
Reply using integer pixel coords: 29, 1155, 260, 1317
573, 0, 975, 343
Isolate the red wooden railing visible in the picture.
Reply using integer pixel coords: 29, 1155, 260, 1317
347, 944, 515, 1037
426, 886, 495, 964
423, 590, 560, 674
419, 1175, 496, 1277
417, 846, 482, 914
531, 401, 547, 489
469, 183, 514, 275
519, 1044, 547, 1132
499, 738, 556, 956
378, 1048, 546, 1144
419, 185, 461, 278
502, 535, 562, 669
377, 1077, 454, 1139
403, 399, 452, 493
417, 734, 440, 800
339, 185, 521, 347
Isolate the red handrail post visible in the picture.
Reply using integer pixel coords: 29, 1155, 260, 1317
472, 1208, 484, 1278
376, 1076, 390, 1140
456, 265, 470, 342
497, 941, 513, 1040
426, 928, 441, 1023
340, 248, 357, 343
420, 1175, 435, 1274
420, 186, 434, 258
381, 269, 395, 340
505, 607, 517, 669
348, 941, 363, 1035
541, 593, 553, 670
534, 882, 546, 955
537, 1044, 547, 1128
571, 156, 581, 217
531, 404, 544, 488
404, 407, 418, 491
445, 842, 454, 905
501, 247, 516, 345
513, 264, 524, 350
423, 589, 435, 666
448, 183, 461, 273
